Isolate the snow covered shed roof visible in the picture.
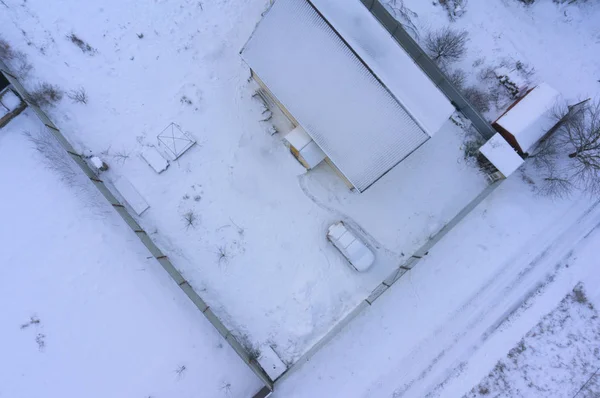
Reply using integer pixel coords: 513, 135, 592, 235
479, 133, 524, 177
241, 0, 453, 191
494, 83, 561, 154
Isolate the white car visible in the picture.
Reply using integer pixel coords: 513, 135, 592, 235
327, 221, 375, 272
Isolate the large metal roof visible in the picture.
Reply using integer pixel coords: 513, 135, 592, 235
242, 0, 446, 191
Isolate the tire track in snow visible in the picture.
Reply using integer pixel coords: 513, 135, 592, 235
379, 197, 600, 398
297, 173, 401, 260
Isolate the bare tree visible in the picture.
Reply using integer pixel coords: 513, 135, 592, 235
560, 100, 600, 193
529, 99, 600, 196
385, 0, 419, 38
424, 27, 468, 65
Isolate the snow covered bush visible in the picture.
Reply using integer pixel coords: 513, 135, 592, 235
183, 210, 198, 229
67, 33, 96, 55
67, 87, 88, 104
438, 0, 468, 21
0, 36, 32, 79
447, 68, 467, 90
0, 37, 14, 61
462, 86, 491, 113
424, 27, 468, 66
27, 83, 63, 107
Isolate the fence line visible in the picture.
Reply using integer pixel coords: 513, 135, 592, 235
359, 0, 497, 140
0, 60, 273, 396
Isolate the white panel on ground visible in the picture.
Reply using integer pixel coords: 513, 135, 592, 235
141, 147, 169, 173
111, 176, 150, 215
258, 345, 287, 380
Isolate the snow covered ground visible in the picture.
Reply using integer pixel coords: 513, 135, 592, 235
272, 166, 600, 398
2, 0, 599, 396
465, 284, 600, 398
396, 0, 600, 116
270, 1, 600, 396
0, 111, 262, 398
0, 0, 488, 363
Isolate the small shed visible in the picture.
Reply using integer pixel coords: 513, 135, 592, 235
241, 0, 454, 192
492, 83, 561, 156
479, 133, 524, 179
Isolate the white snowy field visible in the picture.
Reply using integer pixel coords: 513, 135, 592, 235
0, 111, 262, 398
0, 0, 488, 363
465, 284, 600, 398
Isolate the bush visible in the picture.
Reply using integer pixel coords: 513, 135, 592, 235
439, 0, 468, 21
462, 86, 491, 113
67, 33, 96, 54
448, 69, 467, 90
182, 210, 197, 229
67, 87, 88, 104
0, 37, 14, 61
27, 83, 64, 107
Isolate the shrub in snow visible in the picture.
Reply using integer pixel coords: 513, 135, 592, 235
438, 0, 468, 21
220, 382, 232, 395
67, 87, 88, 104
0, 37, 14, 61
0, 36, 32, 78
175, 365, 187, 378
216, 245, 228, 265
424, 27, 468, 66
67, 33, 96, 54
447, 68, 467, 90
462, 86, 491, 113
27, 83, 63, 107
183, 210, 198, 229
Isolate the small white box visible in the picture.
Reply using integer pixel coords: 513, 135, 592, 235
257, 345, 286, 380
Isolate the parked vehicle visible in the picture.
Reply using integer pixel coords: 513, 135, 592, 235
327, 221, 375, 272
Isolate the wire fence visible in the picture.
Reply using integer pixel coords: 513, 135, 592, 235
0, 59, 273, 397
